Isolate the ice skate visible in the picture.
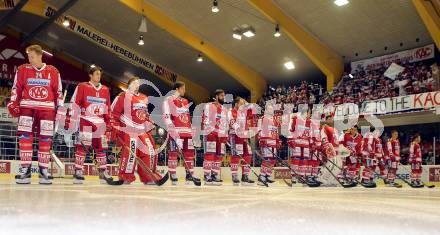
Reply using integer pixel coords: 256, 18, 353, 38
241, 174, 254, 186
257, 174, 268, 186
204, 174, 213, 185
170, 173, 178, 185
360, 179, 376, 188
38, 167, 53, 185
211, 173, 222, 186
99, 168, 114, 184
410, 180, 424, 188
265, 175, 275, 184
15, 166, 31, 184
73, 169, 85, 184
232, 174, 240, 186
305, 176, 321, 187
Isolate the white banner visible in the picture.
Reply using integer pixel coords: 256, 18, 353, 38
0, 107, 16, 122
335, 91, 440, 117
351, 44, 435, 71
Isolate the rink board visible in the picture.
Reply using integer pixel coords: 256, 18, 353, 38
0, 160, 439, 185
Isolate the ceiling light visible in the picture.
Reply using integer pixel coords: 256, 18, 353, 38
242, 26, 256, 38
334, 0, 349, 6
274, 24, 281, 37
284, 61, 295, 70
90, 64, 96, 68
232, 28, 242, 40
348, 73, 354, 78
197, 53, 203, 62
138, 35, 144, 46
212, 0, 219, 13
138, 15, 148, 33
62, 17, 70, 27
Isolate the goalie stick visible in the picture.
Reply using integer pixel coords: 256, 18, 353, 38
225, 142, 268, 187
398, 164, 435, 188
79, 140, 125, 185
117, 137, 169, 186
312, 152, 357, 188
171, 139, 201, 186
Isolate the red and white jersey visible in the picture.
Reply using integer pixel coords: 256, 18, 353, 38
111, 91, 152, 132
10, 63, 63, 110
258, 115, 279, 142
321, 125, 339, 147
288, 114, 312, 147
409, 142, 422, 162
163, 94, 192, 137
70, 82, 111, 125
386, 139, 400, 158
374, 137, 384, 157
202, 102, 228, 137
227, 106, 254, 137
362, 132, 375, 154
342, 133, 363, 155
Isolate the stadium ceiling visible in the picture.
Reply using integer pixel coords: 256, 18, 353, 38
2, 0, 435, 101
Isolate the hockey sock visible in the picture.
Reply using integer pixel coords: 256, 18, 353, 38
19, 133, 33, 167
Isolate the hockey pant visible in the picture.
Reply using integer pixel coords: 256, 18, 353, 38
289, 146, 320, 179
118, 132, 158, 183
74, 119, 108, 171
229, 135, 252, 177
17, 108, 55, 169
203, 134, 226, 177
167, 137, 195, 176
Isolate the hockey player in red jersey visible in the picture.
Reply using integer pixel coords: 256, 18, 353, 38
163, 81, 200, 185
408, 133, 423, 188
385, 130, 401, 187
257, 102, 280, 186
66, 66, 113, 184
320, 115, 339, 160
287, 106, 321, 187
341, 126, 363, 186
202, 89, 228, 185
227, 97, 255, 186
9, 45, 63, 184
360, 127, 377, 188
111, 76, 161, 185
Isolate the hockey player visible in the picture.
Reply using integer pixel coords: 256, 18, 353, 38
227, 97, 255, 186
202, 89, 228, 185
408, 133, 423, 188
163, 81, 200, 185
360, 127, 377, 188
320, 115, 339, 160
257, 101, 280, 186
373, 129, 387, 181
385, 130, 401, 187
9, 44, 63, 184
287, 106, 320, 186
111, 76, 160, 184
66, 66, 112, 184
341, 126, 363, 186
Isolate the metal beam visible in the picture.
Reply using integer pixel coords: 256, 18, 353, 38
248, 0, 344, 91
0, 0, 29, 32
412, 0, 440, 49
119, 0, 267, 102
20, 0, 78, 46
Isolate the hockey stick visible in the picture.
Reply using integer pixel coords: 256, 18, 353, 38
117, 137, 169, 186
78, 140, 124, 186
225, 142, 268, 187
398, 163, 435, 188
312, 152, 357, 188
171, 139, 201, 186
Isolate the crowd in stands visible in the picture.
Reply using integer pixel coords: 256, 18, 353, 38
321, 61, 439, 105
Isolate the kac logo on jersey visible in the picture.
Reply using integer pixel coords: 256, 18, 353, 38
136, 110, 147, 121
29, 86, 49, 100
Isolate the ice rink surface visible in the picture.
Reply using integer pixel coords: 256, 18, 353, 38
0, 178, 439, 235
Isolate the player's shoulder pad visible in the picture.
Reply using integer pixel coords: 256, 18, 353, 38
45, 64, 60, 73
